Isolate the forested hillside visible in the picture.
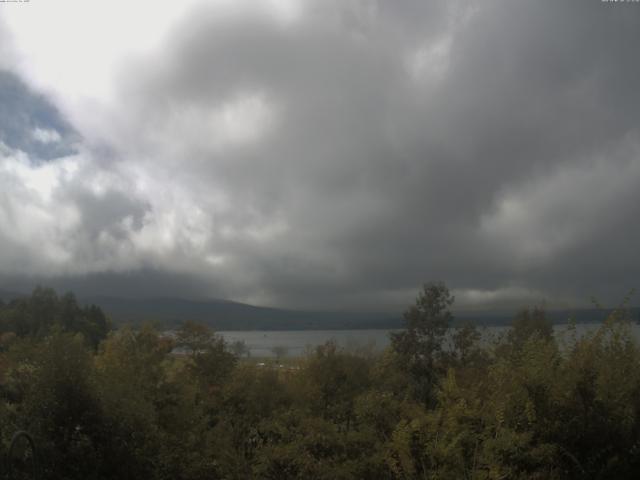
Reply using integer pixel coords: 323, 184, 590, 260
0, 284, 639, 479
0, 287, 110, 348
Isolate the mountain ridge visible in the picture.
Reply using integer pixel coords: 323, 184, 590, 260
2, 288, 638, 330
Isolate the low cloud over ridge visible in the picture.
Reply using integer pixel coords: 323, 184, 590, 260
0, 0, 639, 311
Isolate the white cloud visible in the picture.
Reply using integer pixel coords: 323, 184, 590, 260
32, 127, 61, 144
209, 93, 276, 147
0, 143, 80, 272
454, 286, 555, 310
407, 35, 452, 83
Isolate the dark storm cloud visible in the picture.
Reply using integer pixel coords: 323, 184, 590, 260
2, 0, 640, 311
107, 0, 640, 309
0, 269, 214, 300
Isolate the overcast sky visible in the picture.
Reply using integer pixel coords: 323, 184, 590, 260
0, 0, 639, 312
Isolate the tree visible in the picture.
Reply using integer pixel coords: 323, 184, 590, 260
271, 345, 288, 363
450, 322, 482, 367
508, 306, 554, 350
175, 321, 236, 391
0, 288, 110, 348
390, 282, 454, 407
9, 330, 103, 479
94, 325, 178, 479
300, 341, 371, 425
231, 339, 250, 358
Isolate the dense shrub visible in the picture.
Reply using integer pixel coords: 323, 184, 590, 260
0, 285, 639, 479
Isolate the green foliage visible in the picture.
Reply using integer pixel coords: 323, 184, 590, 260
175, 321, 237, 396
0, 285, 639, 479
0, 287, 111, 348
508, 306, 554, 349
299, 341, 371, 423
4, 330, 103, 479
390, 282, 454, 406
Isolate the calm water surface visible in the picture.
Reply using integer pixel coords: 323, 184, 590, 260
218, 323, 640, 358
218, 329, 396, 357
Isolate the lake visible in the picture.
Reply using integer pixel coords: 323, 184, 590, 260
218, 329, 397, 357
218, 323, 640, 357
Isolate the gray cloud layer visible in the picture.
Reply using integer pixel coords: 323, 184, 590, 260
1, 0, 639, 311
